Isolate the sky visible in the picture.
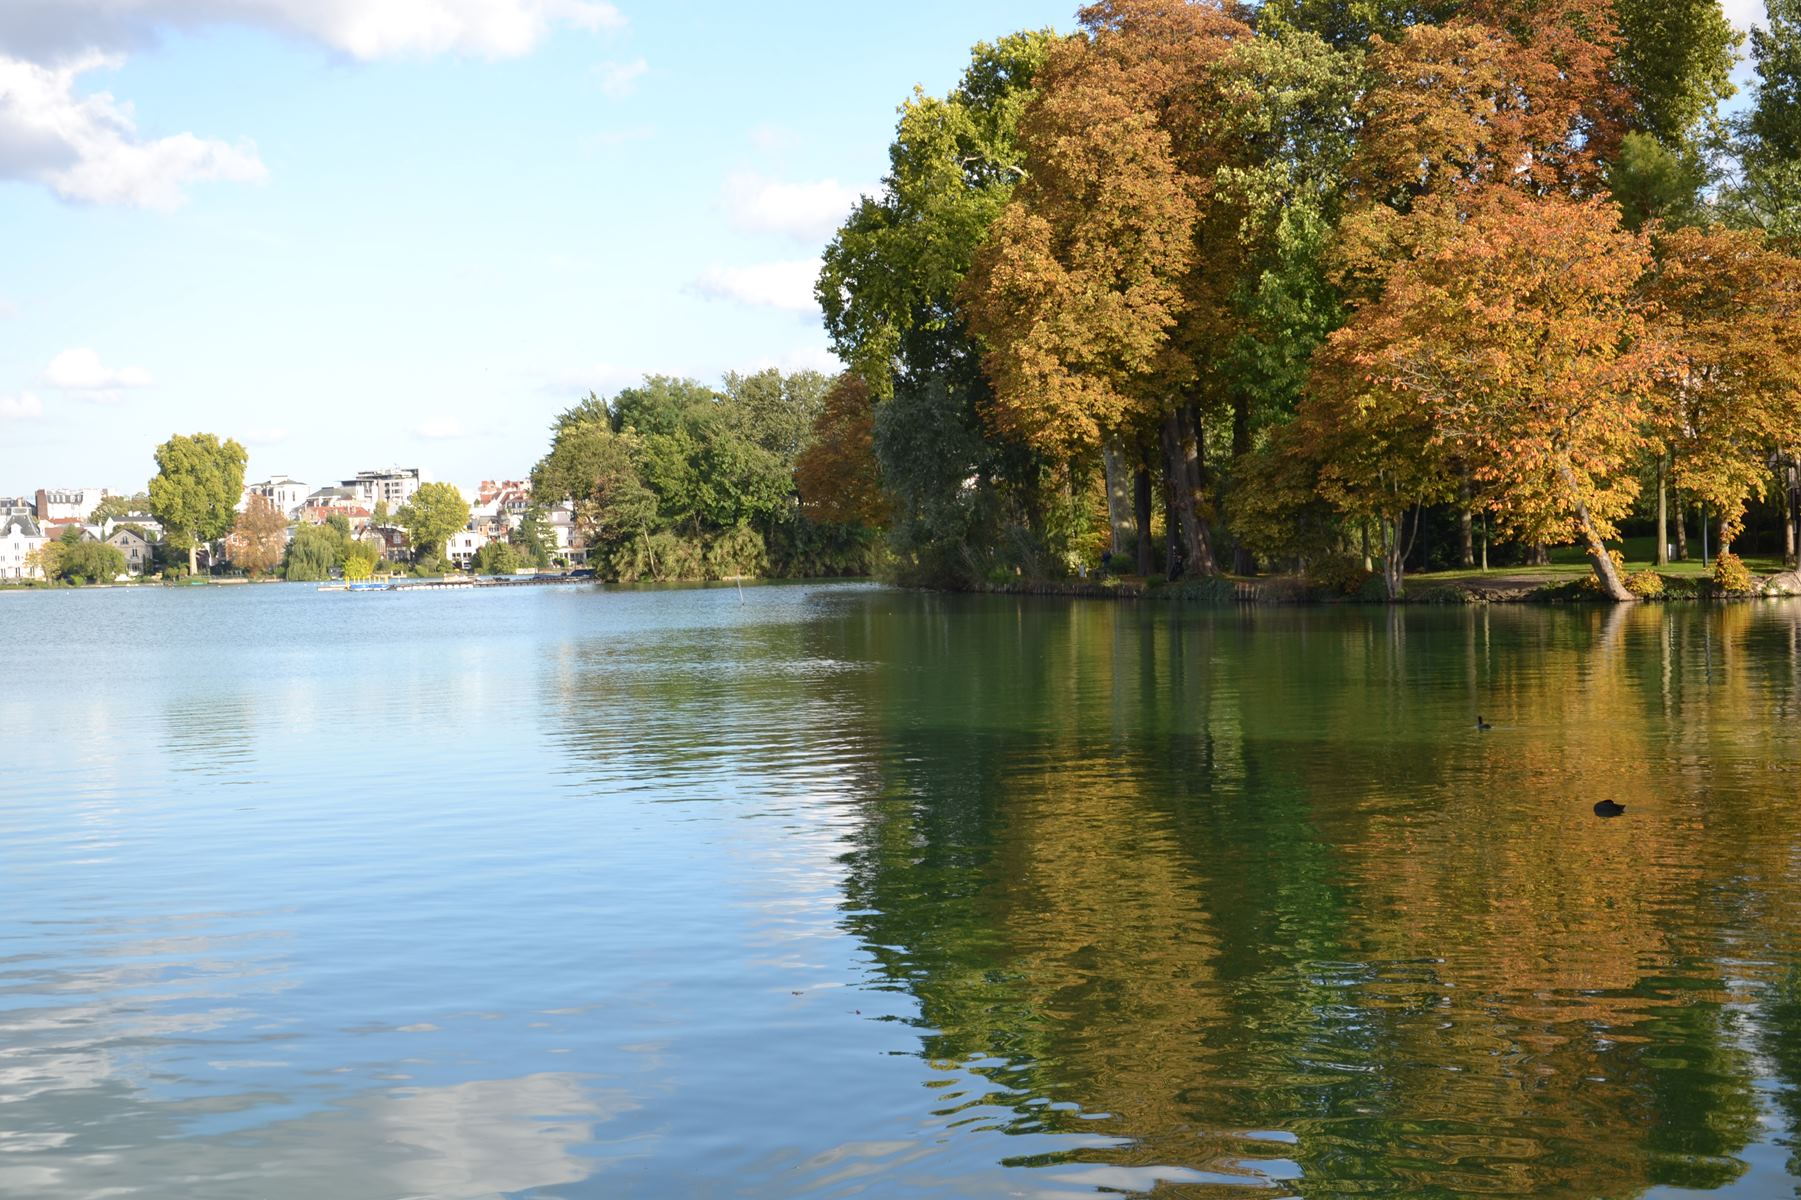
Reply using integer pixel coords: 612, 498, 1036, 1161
0, 0, 1773, 498
0, 0, 1072, 496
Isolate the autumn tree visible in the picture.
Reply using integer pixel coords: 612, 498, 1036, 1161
1318, 193, 1663, 599
795, 374, 887, 527
226, 493, 287, 578
965, 0, 1259, 576
1643, 226, 1801, 550
149, 433, 248, 576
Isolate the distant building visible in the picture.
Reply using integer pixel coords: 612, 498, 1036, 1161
343, 468, 426, 512
471, 480, 531, 539
102, 514, 164, 542
368, 524, 410, 563
242, 475, 310, 519
0, 497, 34, 520
0, 514, 47, 580
34, 487, 105, 523
446, 528, 491, 568
106, 527, 154, 575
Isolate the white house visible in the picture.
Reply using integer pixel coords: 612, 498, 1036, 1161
242, 475, 310, 519
0, 515, 47, 580
445, 528, 491, 568
34, 487, 105, 523
345, 468, 426, 512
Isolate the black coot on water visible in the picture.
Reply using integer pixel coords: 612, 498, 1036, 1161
1594, 799, 1626, 818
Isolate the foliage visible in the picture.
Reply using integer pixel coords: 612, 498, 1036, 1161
149, 433, 248, 571
1748, 0, 1801, 163
1645, 226, 1801, 543
343, 539, 380, 581
1711, 549, 1755, 593
795, 374, 886, 526
1607, 132, 1708, 230
1306, 555, 1376, 597
1626, 568, 1666, 597
475, 539, 521, 575
92, 492, 151, 523
283, 524, 343, 582
43, 532, 127, 585
818, 30, 1054, 397
1612, 0, 1740, 148
509, 507, 554, 568
396, 482, 468, 565
1318, 192, 1662, 599
226, 494, 287, 578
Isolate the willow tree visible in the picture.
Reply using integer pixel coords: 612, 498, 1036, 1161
1321, 193, 1662, 599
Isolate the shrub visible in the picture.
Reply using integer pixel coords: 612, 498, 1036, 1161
1625, 569, 1664, 599
475, 539, 521, 576
1581, 549, 1630, 593
1306, 555, 1374, 597
1712, 550, 1754, 595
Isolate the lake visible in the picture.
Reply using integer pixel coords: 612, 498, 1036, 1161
3, 581, 1800, 1198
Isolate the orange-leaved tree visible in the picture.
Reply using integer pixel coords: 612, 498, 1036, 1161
1317, 191, 1664, 599
1643, 225, 1801, 550
227, 493, 288, 579
795, 374, 888, 528
963, 0, 1252, 576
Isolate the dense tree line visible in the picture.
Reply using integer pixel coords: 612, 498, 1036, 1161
805, 0, 1801, 598
532, 370, 881, 581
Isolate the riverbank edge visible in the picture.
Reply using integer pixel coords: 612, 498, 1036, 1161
966, 568, 1801, 605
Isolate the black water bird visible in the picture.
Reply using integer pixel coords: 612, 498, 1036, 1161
1476, 716, 1493, 731
1594, 799, 1626, 818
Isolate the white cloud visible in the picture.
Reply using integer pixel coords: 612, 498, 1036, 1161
593, 56, 647, 97
44, 347, 153, 400
0, 391, 43, 420
722, 173, 866, 242
0, 53, 266, 208
415, 418, 469, 440
0, 1, 625, 64
690, 258, 821, 313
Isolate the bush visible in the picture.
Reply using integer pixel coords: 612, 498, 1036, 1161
1712, 550, 1754, 595
1625, 569, 1665, 599
475, 539, 521, 576
1306, 555, 1374, 597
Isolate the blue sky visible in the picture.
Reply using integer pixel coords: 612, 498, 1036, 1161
0, 0, 1070, 496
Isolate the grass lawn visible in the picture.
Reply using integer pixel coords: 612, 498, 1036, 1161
1421, 534, 1788, 583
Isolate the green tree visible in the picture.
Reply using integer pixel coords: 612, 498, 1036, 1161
343, 539, 381, 581
48, 528, 128, 585
475, 539, 521, 575
396, 482, 468, 568
1728, 0, 1801, 236
510, 507, 554, 568
283, 524, 341, 582
1607, 131, 1707, 230
148, 433, 248, 575
1612, 0, 1740, 148
92, 492, 151, 523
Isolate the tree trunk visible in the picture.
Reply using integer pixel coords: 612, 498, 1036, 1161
1383, 514, 1406, 601
1163, 470, 1180, 580
1532, 542, 1550, 567
1458, 475, 1474, 569
1788, 454, 1801, 568
1101, 441, 1134, 558
1779, 462, 1795, 565
188, 543, 198, 576
1230, 395, 1254, 575
1674, 488, 1688, 560
1700, 502, 1710, 566
1559, 464, 1632, 601
1655, 454, 1669, 565
1161, 410, 1218, 576
1360, 520, 1372, 572
1134, 456, 1153, 577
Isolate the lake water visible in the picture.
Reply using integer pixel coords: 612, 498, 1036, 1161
4, 581, 1801, 1199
